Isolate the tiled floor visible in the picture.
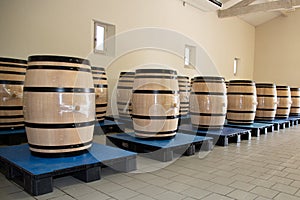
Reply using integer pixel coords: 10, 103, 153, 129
2, 126, 300, 199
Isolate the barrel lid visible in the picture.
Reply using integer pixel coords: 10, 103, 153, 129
120, 72, 135, 75
291, 87, 300, 91
91, 66, 105, 71
178, 76, 189, 79
28, 55, 90, 65
0, 57, 27, 64
135, 69, 177, 75
229, 80, 254, 83
276, 85, 290, 89
256, 83, 275, 88
193, 76, 224, 82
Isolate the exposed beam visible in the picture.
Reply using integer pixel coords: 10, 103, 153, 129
230, 0, 256, 9
280, 10, 289, 17
218, 0, 300, 18
280, 7, 296, 17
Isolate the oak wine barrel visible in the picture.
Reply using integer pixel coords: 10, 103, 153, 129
24, 55, 95, 154
290, 88, 300, 116
0, 57, 27, 130
227, 80, 257, 124
132, 69, 179, 139
178, 76, 190, 116
255, 83, 277, 121
190, 76, 227, 130
117, 72, 135, 119
92, 66, 108, 122
276, 85, 292, 119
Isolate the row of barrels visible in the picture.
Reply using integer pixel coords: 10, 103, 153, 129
196, 80, 299, 127
0, 55, 108, 154
117, 73, 300, 133
1, 54, 299, 153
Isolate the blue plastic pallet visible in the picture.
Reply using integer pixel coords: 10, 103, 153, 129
255, 120, 280, 131
179, 124, 251, 146
0, 143, 136, 196
273, 119, 290, 129
225, 121, 273, 137
106, 132, 213, 162
288, 116, 300, 126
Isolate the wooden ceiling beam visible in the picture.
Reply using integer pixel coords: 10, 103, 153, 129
230, 0, 256, 9
218, 0, 300, 18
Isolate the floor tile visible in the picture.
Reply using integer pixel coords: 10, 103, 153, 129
271, 183, 298, 194
109, 188, 139, 200
230, 180, 256, 191
201, 193, 234, 200
226, 189, 257, 200
250, 186, 280, 198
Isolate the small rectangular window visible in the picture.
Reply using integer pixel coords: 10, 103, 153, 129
233, 57, 239, 76
184, 47, 190, 66
95, 25, 105, 52
184, 45, 196, 68
94, 20, 115, 56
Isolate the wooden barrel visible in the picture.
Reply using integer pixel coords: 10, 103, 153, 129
92, 66, 108, 122
290, 88, 300, 116
178, 76, 190, 116
255, 83, 277, 121
0, 57, 27, 130
227, 80, 257, 124
190, 76, 227, 130
132, 69, 179, 139
24, 55, 95, 154
276, 85, 292, 119
117, 72, 135, 118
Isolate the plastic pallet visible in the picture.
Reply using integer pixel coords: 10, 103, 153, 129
288, 117, 300, 126
179, 124, 251, 146
273, 119, 291, 129
225, 122, 273, 137
290, 116, 300, 124
0, 143, 136, 196
106, 132, 213, 162
255, 120, 279, 131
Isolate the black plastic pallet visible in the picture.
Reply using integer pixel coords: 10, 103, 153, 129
0, 143, 136, 196
179, 124, 251, 146
106, 133, 213, 162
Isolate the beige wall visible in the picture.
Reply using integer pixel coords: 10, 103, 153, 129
0, 0, 255, 114
0, 0, 254, 78
254, 9, 300, 87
